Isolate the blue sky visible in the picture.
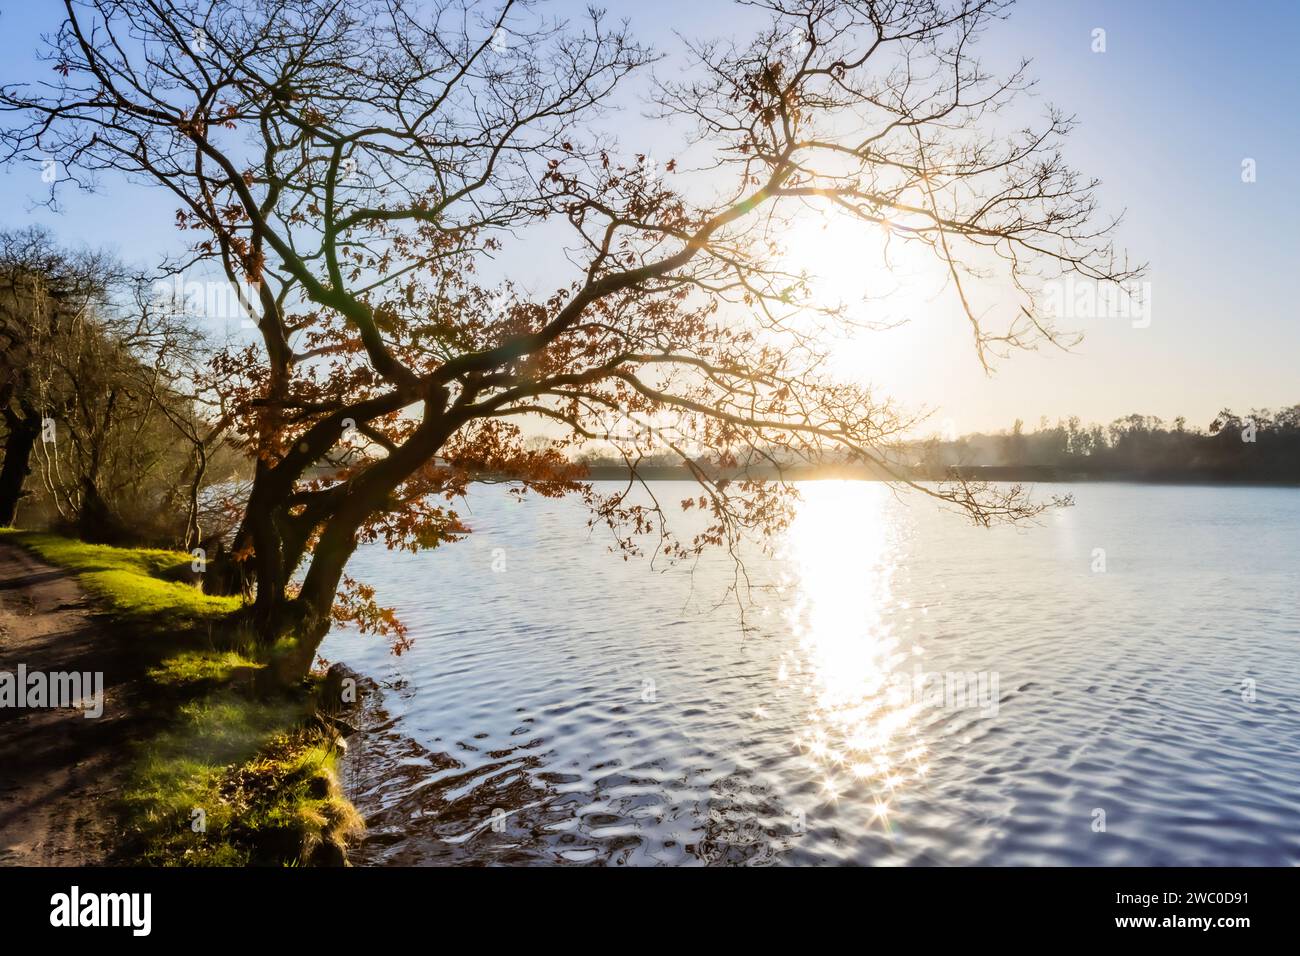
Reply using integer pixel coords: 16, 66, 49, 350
1, 0, 1297, 434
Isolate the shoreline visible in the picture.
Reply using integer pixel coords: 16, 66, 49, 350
573, 465, 1300, 488
303, 462, 1300, 488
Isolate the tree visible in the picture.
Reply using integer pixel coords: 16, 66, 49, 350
1, 0, 1140, 678
0, 226, 236, 544
0, 227, 117, 526
34, 277, 234, 546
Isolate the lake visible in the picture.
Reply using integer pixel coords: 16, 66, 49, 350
322, 482, 1300, 865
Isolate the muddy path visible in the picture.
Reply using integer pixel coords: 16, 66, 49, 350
0, 539, 152, 865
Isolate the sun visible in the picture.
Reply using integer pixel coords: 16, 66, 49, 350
778, 211, 951, 389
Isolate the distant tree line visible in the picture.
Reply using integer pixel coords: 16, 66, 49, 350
919, 411, 1300, 482
570, 410, 1300, 484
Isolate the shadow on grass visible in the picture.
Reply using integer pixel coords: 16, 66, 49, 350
1, 530, 363, 866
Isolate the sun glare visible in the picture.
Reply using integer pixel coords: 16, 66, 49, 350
780, 212, 953, 394
781, 483, 929, 817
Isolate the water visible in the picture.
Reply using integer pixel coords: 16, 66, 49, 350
321, 482, 1300, 866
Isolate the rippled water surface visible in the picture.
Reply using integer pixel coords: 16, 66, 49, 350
322, 482, 1300, 865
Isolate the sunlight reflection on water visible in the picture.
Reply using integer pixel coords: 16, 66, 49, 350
326, 481, 1300, 866
781, 483, 926, 823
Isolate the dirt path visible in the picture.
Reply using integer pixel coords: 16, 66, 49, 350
0, 539, 146, 865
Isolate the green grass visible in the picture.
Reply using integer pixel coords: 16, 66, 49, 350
125, 692, 362, 866
0, 529, 361, 866
0, 530, 240, 634
146, 649, 263, 690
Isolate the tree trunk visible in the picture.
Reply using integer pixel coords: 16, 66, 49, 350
204, 457, 291, 614
247, 395, 451, 684
183, 441, 206, 552
278, 439, 446, 681
77, 477, 128, 543
0, 412, 41, 526
297, 513, 363, 631
260, 505, 365, 688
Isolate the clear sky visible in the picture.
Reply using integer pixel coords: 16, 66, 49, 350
2, 0, 1296, 435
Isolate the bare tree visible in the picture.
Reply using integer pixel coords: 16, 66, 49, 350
0, 227, 117, 526
0, 226, 234, 543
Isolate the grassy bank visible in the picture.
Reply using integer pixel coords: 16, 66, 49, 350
0, 530, 362, 865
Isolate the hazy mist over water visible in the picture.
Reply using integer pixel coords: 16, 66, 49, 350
323, 482, 1300, 865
